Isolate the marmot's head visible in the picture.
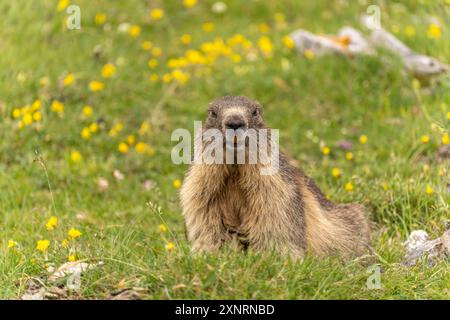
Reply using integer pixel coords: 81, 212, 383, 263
205, 96, 265, 133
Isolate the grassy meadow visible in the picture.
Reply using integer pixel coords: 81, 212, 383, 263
0, 0, 449, 299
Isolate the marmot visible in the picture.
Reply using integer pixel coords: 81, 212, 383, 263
180, 96, 370, 257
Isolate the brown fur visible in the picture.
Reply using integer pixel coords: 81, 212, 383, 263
180, 96, 370, 257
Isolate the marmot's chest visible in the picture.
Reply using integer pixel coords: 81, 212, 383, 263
218, 176, 247, 233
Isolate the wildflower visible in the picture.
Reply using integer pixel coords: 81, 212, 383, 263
172, 69, 189, 85
173, 179, 182, 189
148, 59, 158, 69
345, 182, 354, 192
141, 41, 153, 50
180, 34, 192, 45
331, 168, 341, 178
51, 100, 64, 114
95, 12, 107, 25
8, 240, 17, 249
231, 54, 241, 63
404, 26, 416, 37
202, 22, 215, 33
212, 2, 227, 14
303, 49, 315, 60
149, 73, 159, 82
56, 0, 69, 12
282, 36, 295, 49
101, 63, 116, 78
23, 114, 33, 126
127, 135, 135, 145
345, 152, 353, 161
68, 255, 76, 262
158, 224, 168, 232
45, 216, 58, 231
183, 0, 197, 8
128, 25, 141, 37
427, 24, 441, 39
382, 182, 388, 191
135, 142, 149, 153
259, 23, 270, 33
63, 73, 75, 86
12, 108, 21, 118
447, 111, 450, 120
33, 112, 42, 122
118, 142, 129, 154
36, 240, 50, 252
421, 135, 430, 144
442, 133, 449, 145
82, 105, 93, 117
359, 135, 368, 145
31, 99, 42, 111
89, 81, 105, 92
89, 123, 98, 133
39, 77, 50, 87
152, 47, 162, 57
70, 150, 82, 163
61, 239, 69, 248
162, 73, 172, 83
425, 185, 434, 195
258, 36, 273, 57
150, 8, 164, 21
165, 242, 175, 251
68, 228, 82, 239
321, 146, 331, 155
81, 127, 91, 140
139, 122, 151, 135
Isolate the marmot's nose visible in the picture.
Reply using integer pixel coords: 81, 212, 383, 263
225, 118, 246, 130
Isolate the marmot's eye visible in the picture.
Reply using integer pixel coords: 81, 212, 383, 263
209, 110, 217, 118
252, 109, 259, 116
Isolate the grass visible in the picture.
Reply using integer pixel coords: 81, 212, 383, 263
0, 0, 449, 299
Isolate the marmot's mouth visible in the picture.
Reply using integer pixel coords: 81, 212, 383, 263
225, 135, 245, 150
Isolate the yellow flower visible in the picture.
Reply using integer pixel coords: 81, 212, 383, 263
82, 105, 93, 117
172, 179, 182, 189
259, 23, 270, 33
231, 54, 241, 63
158, 224, 168, 232
45, 216, 58, 231
404, 26, 416, 37
165, 242, 175, 251
425, 185, 434, 195
427, 23, 441, 39
162, 73, 172, 83
202, 22, 215, 33
33, 112, 42, 122
101, 63, 116, 78
68, 255, 76, 262
31, 99, 42, 111
8, 240, 17, 248
151, 47, 162, 57
345, 152, 353, 161
36, 239, 50, 252
81, 127, 91, 140
180, 34, 192, 45
359, 135, 368, 145
148, 59, 158, 69
89, 122, 98, 133
172, 69, 189, 85
128, 25, 141, 37
345, 182, 354, 192
51, 100, 64, 114
57, 0, 69, 12
139, 122, 151, 135
135, 142, 149, 153
126, 135, 135, 145
447, 111, 450, 120
63, 73, 75, 86
442, 133, 449, 145
382, 182, 388, 191
61, 239, 69, 248
89, 81, 105, 92
118, 142, 129, 154
321, 146, 331, 155
258, 36, 273, 56
282, 36, 295, 49
183, 0, 197, 8
149, 73, 159, 82
95, 12, 107, 25
331, 168, 341, 178
23, 113, 33, 126
39, 77, 50, 87
141, 41, 153, 51
12, 108, 21, 118
303, 49, 315, 60
70, 150, 82, 163
150, 8, 164, 21
421, 135, 430, 144
68, 228, 82, 239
